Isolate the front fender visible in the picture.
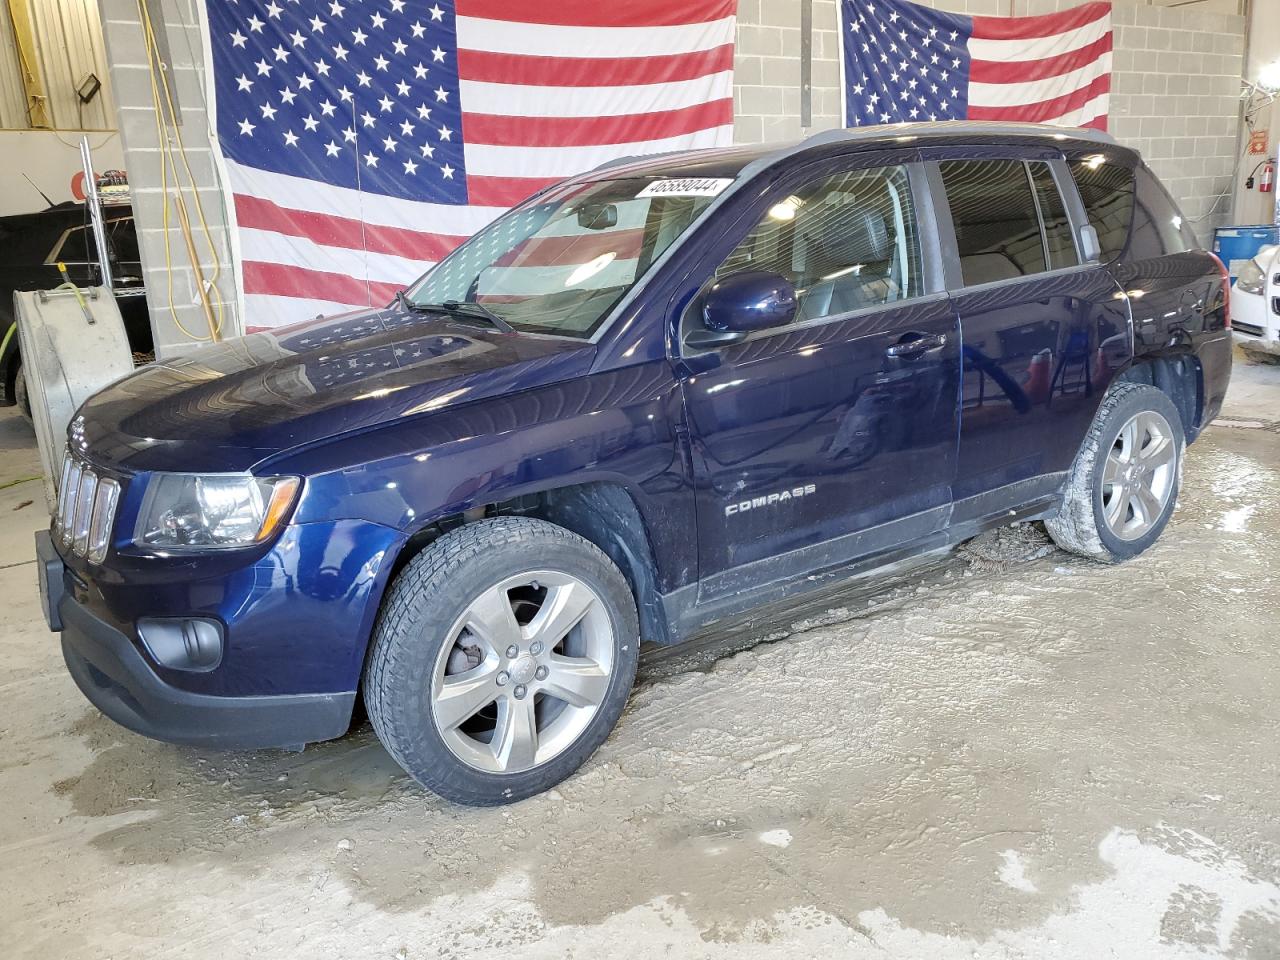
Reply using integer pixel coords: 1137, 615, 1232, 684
271, 359, 696, 594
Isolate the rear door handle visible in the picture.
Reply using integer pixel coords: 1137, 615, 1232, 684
886, 332, 947, 359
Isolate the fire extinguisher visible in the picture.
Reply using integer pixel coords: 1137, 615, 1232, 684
1261, 160, 1274, 193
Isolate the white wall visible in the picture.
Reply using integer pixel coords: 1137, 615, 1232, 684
1233, 0, 1280, 225
0, 1, 123, 216
0, 129, 124, 215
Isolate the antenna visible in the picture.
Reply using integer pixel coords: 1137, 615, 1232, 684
23, 173, 56, 209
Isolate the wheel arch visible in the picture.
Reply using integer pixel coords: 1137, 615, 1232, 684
382, 480, 671, 646
1116, 352, 1203, 443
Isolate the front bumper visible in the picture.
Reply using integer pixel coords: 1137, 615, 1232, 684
40, 530, 356, 749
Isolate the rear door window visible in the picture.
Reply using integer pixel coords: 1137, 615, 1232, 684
939, 159, 1056, 286
1068, 154, 1134, 261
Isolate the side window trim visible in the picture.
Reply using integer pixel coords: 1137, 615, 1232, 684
1022, 162, 1055, 275
1046, 158, 1092, 263
907, 160, 949, 295
675, 153, 941, 355
922, 161, 962, 291
1027, 159, 1086, 270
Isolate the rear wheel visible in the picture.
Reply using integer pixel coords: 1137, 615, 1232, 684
363, 517, 639, 805
1047, 382, 1184, 563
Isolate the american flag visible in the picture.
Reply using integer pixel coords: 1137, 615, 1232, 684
205, 1, 736, 328
839, 0, 1111, 131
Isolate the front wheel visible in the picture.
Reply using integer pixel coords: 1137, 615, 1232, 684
1047, 382, 1184, 563
363, 517, 639, 805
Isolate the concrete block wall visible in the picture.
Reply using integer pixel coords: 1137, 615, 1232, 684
97, 0, 239, 354
1022, 0, 1246, 244
734, 0, 1247, 246
99, 0, 1248, 353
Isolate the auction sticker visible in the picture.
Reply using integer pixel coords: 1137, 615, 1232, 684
637, 177, 733, 198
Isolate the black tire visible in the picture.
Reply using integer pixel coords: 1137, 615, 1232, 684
14, 364, 32, 426
363, 516, 639, 805
1046, 381, 1184, 563
1239, 344, 1280, 365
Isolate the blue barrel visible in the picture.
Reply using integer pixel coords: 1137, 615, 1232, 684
1213, 224, 1280, 280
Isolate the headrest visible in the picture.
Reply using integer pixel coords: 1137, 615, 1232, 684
814, 209, 890, 268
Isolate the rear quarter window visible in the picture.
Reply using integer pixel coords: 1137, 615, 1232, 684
1130, 166, 1199, 258
1068, 154, 1134, 262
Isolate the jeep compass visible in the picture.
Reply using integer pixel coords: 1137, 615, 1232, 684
38, 123, 1231, 804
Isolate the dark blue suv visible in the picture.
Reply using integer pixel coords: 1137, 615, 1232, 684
38, 123, 1231, 804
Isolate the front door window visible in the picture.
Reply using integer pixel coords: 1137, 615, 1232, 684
712, 164, 925, 326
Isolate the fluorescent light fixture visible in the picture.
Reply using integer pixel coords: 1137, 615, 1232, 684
769, 196, 804, 221
821, 264, 864, 281
1259, 58, 1280, 93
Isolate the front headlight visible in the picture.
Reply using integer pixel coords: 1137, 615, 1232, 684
134, 474, 301, 550
1236, 258, 1266, 295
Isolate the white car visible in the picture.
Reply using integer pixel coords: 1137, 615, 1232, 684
1232, 243, 1280, 358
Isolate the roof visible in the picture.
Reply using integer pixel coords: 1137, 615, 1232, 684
585, 121, 1128, 183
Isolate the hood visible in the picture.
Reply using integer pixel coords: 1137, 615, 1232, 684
77, 307, 594, 473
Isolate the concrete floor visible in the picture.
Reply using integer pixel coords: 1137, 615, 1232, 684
2, 356, 1279, 959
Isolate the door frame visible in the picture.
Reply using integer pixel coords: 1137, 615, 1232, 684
661, 146, 966, 632
924, 146, 1123, 518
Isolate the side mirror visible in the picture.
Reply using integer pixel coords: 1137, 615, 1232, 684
686, 271, 797, 351
1079, 224, 1101, 263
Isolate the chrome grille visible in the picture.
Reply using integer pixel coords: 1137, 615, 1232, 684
54, 451, 121, 564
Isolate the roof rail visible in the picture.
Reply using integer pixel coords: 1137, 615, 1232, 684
731, 120, 1120, 185
586, 121, 1119, 185
800, 120, 1117, 151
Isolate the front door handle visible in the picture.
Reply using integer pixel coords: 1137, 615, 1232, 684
886, 332, 947, 359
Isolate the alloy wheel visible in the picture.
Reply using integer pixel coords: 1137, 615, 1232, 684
1101, 410, 1177, 541
430, 570, 615, 774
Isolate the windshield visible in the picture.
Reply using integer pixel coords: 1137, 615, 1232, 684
405, 176, 729, 338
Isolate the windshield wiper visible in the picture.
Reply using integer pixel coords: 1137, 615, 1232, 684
408, 297, 515, 333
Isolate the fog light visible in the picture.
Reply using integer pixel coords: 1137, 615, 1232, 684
137, 618, 224, 671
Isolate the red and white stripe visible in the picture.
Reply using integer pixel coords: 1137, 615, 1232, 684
476, 198, 649, 302
227, 0, 736, 329
967, 1, 1112, 131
